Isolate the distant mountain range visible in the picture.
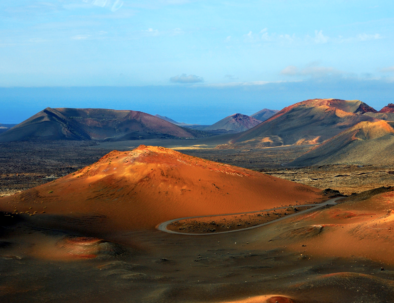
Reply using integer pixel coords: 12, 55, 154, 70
6, 99, 394, 167
0, 124, 16, 135
228, 99, 378, 148
154, 109, 278, 134
0, 108, 203, 142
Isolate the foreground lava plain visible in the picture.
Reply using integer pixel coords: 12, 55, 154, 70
1, 143, 394, 302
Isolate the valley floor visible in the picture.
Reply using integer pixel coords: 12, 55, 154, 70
2, 140, 394, 302
1, 140, 394, 196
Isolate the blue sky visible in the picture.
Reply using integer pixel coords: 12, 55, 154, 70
1, 0, 394, 124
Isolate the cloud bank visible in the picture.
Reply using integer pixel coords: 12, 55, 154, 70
170, 74, 203, 84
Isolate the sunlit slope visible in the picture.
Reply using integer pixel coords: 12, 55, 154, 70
0, 146, 323, 231
230, 99, 377, 148
290, 120, 394, 166
281, 187, 394, 264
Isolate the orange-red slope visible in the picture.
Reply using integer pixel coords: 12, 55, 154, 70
231, 99, 377, 147
0, 146, 323, 231
283, 188, 394, 264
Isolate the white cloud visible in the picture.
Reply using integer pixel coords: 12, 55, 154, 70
170, 74, 203, 84
260, 28, 271, 41
207, 81, 271, 88
241, 29, 382, 46
142, 28, 159, 36
381, 66, 394, 73
281, 63, 341, 78
338, 33, 383, 43
82, 0, 124, 12
313, 30, 329, 44
357, 33, 382, 41
71, 35, 90, 40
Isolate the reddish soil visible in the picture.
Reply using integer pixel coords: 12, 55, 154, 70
167, 206, 313, 234
0, 145, 323, 231
380, 103, 394, 113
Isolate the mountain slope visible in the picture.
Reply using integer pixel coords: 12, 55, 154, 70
204, 113, 262, 132
290, 120, 394, 166
0, 108, 198, 142
251, 109, 279, 121
229, 99, 378, 148
0, 146, 323, 231
155, 114, 180, 124
380, 104, 394, 113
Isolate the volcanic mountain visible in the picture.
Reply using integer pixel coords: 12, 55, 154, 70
204, 113, 262, 133
228, 99, 378, 148
0, 108, 198, 142
290, 120, 394, 166
380, 103, 394, 113
0, 145, 323, 231
251, 109, 279, 122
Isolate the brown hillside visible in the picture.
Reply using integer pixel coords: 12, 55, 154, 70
0, 108, 197, 142
0, 146, 323, 231
290, 120, 394, 166
229, 99, 377, 148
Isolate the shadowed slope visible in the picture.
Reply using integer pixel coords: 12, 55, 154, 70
251, 109, 279, 122
0, 124, 16, 135
0, 108, 197, 142
205, 114, 262, 132
0, 146, 323, 231
229, 99, 377, 148
290, 120, 394, 166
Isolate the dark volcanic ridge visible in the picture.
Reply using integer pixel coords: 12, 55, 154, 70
0, 108, 207, 142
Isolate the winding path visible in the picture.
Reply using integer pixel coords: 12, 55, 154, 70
157, 197, 342, 236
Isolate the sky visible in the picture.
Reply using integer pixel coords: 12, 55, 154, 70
1, 0, 394, 124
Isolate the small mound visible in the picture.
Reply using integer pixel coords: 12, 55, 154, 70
58, 237, 104, 259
